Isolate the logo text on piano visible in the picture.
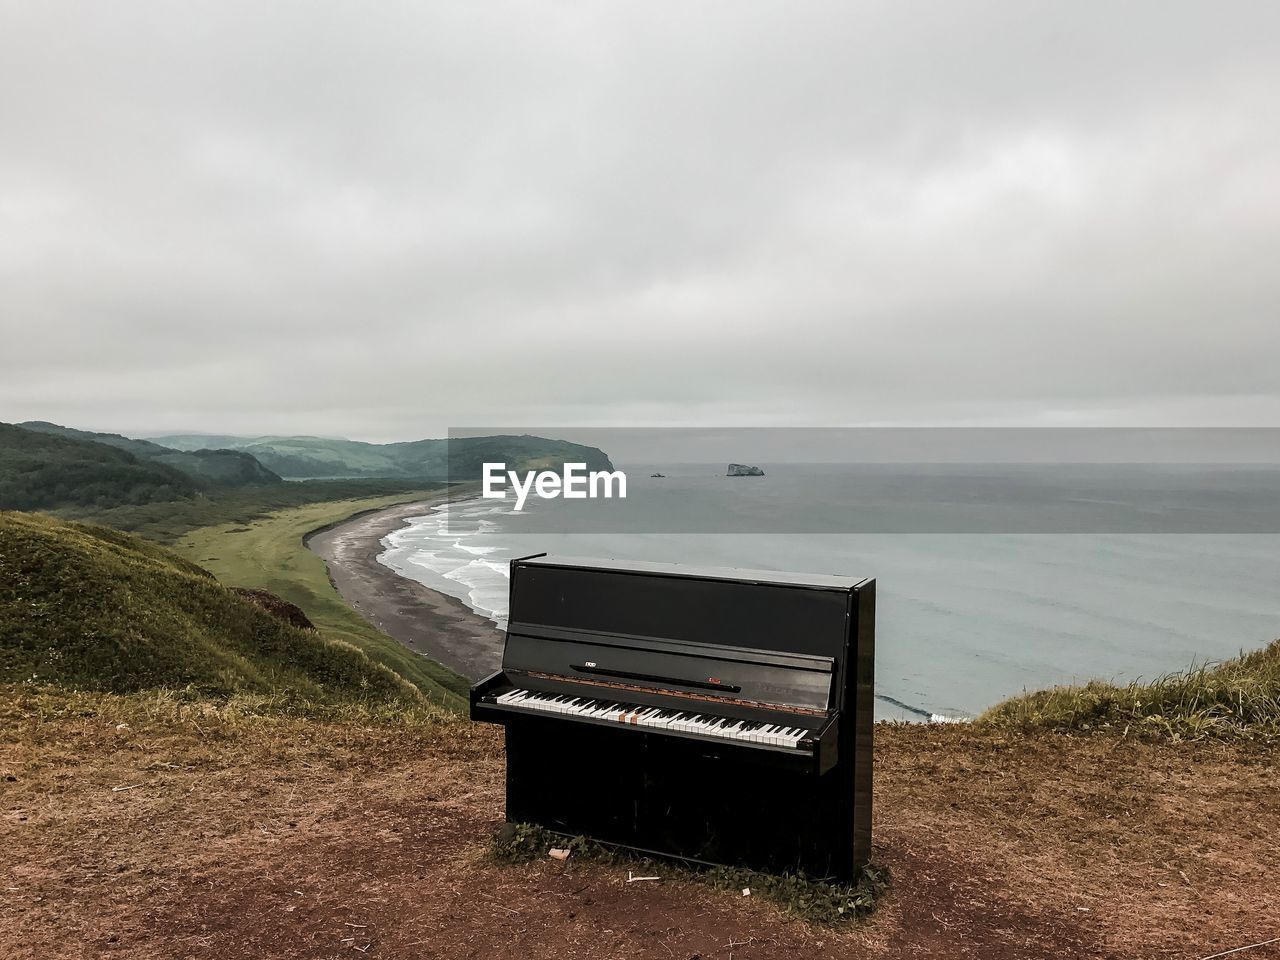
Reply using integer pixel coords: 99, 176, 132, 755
482, 462, 628, 511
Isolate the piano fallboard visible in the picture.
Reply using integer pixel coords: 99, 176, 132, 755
503, 623, 838, 715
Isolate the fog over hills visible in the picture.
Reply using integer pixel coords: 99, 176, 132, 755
150, 433, 614, 479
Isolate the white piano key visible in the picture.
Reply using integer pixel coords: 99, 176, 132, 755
490, 687, 813, 751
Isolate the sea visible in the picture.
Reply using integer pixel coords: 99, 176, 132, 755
378, 463, 1280, 722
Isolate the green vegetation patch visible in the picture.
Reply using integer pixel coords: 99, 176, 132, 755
981, 639, 1280, 743
0, 511, 424, 708
166, 494, 469, 710
64, 478, 439, 542
492, 822, 887, 926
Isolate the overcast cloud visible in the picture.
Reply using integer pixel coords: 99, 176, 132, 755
2, 1, 1278, 440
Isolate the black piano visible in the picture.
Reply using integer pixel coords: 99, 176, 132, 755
471, 555, 875, 881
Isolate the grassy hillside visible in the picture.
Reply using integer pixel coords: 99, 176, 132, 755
19, 421, 281, 489
0, 511, 447, 708
0, 422, 197, 511
150, 432, 615, 480
167, 494, 470, 705
981, 639, 1280, 742
65, 477, 444, 541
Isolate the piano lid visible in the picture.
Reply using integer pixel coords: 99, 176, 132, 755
508, 555, 865, 662
516, 554, 870, 592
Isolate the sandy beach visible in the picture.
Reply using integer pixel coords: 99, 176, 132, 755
305, 495, 504, 681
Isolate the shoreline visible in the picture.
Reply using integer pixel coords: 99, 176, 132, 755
306, 494, 504, 682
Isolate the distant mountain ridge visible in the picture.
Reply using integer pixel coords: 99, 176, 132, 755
148, 432, 615, 480
0, 422, 198, 511
18, 421, 282, 489
1, 420, 614, 511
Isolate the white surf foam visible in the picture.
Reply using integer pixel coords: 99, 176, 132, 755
378, 500, 515, 626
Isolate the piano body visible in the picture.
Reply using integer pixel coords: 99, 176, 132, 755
470, 555, 875, 881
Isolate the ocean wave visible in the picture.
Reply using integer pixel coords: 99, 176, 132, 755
438, 557, 511, 623
376, 499, 518, 625
873, 694, 932, 719
873, 694, 971, 724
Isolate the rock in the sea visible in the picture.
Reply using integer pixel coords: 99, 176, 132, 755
726, 463, 765, 477
650, 472, 665, 478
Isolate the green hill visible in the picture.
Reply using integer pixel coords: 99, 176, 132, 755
149, 432, 615, 480
0, 510, 434, 707
0, 422, 197, 511
18, 421, 282, 489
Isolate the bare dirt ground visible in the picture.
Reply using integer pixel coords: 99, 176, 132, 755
1, 699, 1276, 960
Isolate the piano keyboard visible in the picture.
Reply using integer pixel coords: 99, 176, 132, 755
494, 688, 811, 749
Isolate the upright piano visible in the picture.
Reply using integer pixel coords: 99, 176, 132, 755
470, 555, 875, 881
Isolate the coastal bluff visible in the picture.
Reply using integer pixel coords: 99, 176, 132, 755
727, 463, 765, 476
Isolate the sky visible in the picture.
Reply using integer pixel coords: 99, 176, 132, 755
2, 1, 1278, 442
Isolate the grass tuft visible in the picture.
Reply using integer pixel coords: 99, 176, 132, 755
981, 639, 1280, 743
491, 822, 887, 925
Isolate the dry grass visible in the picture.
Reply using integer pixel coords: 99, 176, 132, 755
982, 639, 1280, 743
876, 723, 1280, 958
3, 689, 1277, 959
